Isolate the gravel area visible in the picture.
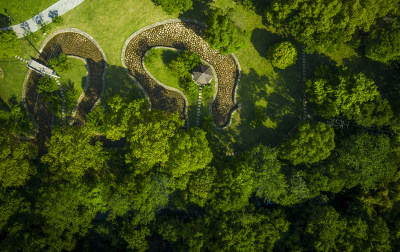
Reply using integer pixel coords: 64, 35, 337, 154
24, 29, 106, 148
123, 20, 239, 127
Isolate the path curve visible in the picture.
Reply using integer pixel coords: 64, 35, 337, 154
0, 0, 84, 38
23, 28, 106, 148
122, 19, 240, 128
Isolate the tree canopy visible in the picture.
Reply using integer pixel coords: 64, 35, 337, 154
204, 8, 249, 54
267, 41, 297, 69
0, 30, 20, 58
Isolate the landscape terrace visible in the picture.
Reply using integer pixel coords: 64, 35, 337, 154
0, 0, 399, 251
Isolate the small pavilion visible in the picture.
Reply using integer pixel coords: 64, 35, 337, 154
192, 64, 213, 85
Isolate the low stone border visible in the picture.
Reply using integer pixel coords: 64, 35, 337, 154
122, 19, 240, 128
22, 27, 106, 143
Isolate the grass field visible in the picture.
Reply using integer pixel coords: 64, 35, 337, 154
0, 0, 58, 27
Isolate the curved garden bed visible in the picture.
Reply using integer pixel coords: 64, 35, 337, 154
23, 28, 106, 145
122, 19, 240, 127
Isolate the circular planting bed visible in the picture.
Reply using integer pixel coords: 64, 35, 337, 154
122, 19, 240, 127
23, 28, 106, 145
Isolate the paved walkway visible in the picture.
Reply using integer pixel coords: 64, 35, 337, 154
0, 0, 84, 38
196, 86, 203, 126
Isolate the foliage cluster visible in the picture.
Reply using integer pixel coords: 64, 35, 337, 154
267, 41, 297, 69
204, 8, 250, 54
152, 0, 193, 14
0, 30, 20, 58
167, 50, 201, 99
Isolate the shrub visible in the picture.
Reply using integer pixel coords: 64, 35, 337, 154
52, 15, 63, 24
153, 0, 193, 14
0, 30, 20, 58
267, 41, 297, 69
49, 53, 70, 72
204, 8, 249, 54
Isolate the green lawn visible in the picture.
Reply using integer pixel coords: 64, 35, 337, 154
0, 60, 27, 102
57, 57, 86, 102
0, 0, 58, 26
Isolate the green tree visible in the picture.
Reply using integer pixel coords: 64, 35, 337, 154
353, 96, 393, 127
0, 134, 37, 187
279, 121, 335, 165
365, 23, 400, 64
337, 133, 398, 189
37, 76, 62, 113
41, 126, 107, 182
0, 30, 20, 58
166, 127, 213, 178
186, 166, 216, 207
306, 69, 379, 119
267, 41, 297, 69
250, 145, 288, 203
206, 208, 290, 251
266, 0, 399, 56
204, 8, 249, 54
153, 0, 193, 14
34, 182, 107, 251
0, 187, 30, 232
208, 157, 254, 212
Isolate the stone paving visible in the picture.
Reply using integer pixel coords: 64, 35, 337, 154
196, 86, 203, 126
1, 0, 84, 38
123, 20, 240, 127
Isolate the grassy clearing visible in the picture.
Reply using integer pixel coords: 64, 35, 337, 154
0, 60, 27, 102
0, 0, 58, 26
57, 57, 86, 102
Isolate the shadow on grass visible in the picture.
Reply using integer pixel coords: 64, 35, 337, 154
100, 65, 145, 106
0, 13, 10, 28
161, 50, 179, 65
251, 28, 281, 59
178, 0, 213, 23
210, 67, 302, 151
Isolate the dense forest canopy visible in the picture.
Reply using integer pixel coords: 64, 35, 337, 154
1, 0, 400, 251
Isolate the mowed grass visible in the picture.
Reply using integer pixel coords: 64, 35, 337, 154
0, 60, 27, 102
0, 0, 58, 26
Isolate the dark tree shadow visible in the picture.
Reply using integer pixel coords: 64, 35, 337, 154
0, 13, 10, 28
101, 65, 145, 106
161, 50, 179, 65
178, 0, 213, 23
251, 28, 281, 59
48, 10, 59, 19
81, 76, 87, 91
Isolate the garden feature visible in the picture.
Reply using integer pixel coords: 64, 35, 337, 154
23, 28, 106, 145
123, 20, 240, 127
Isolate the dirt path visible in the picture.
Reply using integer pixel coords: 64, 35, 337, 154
122, 20, 240, 128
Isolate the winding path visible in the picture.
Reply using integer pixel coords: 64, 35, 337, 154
0, 0, 84, 38
122, 19, 240, 128
23, 28, 106, 149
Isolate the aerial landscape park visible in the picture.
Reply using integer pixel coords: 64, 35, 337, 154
0, 0, 400, 251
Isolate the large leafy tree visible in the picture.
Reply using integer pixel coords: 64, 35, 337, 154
208, 157, 254, 212
267, 41, 298, 69
0, 30, 20, 58
250, 145, 288, 203
33, 182, 107, 251
279, 121, 335, 165
204, 8, 249, 54
266, 0, 399, 55
337, 132, 398, 190
166, 127, 213, 178
306, 68, 380, 119
365, 23, 400, 64
0, 134, 37, 188
152, 0, 192, 14
41, 126, 107, 182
